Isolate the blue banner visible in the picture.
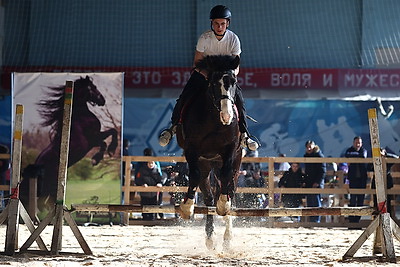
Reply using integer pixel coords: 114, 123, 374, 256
124, 98, 400, 159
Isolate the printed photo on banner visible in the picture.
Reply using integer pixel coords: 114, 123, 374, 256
12, 73, 123, 211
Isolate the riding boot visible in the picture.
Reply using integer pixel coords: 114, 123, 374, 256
159, 125, 177, 147
235, 88, 260, 151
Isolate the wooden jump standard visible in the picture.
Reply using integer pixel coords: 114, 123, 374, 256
71, 204, 375, 217
18, 81, 92, 255
342, 108, 400, 263
1, 105, 48, 255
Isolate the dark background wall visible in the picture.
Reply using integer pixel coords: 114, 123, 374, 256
3, 0, 400, 71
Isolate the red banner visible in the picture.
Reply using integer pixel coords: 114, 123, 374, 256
2, 66, 400, 91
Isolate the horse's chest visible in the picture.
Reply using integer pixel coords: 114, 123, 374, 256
72, 113, 101, 130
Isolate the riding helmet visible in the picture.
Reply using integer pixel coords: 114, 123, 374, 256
209, 5, 231, 20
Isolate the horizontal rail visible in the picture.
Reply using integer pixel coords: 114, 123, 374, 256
0, 153, 10, 160
123, 155, 400, 164
71, 204, 375, 217
0, 185, 9, 191
122, 185, 400, 195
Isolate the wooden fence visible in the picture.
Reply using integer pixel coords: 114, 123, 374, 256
122, 155, 400, 227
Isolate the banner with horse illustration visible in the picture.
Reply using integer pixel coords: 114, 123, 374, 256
12, 73, 123, 211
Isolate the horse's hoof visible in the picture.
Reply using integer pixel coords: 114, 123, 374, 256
179, 198, 194, 220
216, 195, 231, 216
205, 235, 216, 251
91, 153, 103, 166
222, 240, 231, 252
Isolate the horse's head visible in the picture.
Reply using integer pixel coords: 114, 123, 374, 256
74, 76, 105, 106
200, 55, 240, 125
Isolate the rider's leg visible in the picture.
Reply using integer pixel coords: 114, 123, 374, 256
235, 87, 260, 151
159, 71, 207, 146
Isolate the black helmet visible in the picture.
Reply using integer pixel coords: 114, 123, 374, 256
209, 5, 231, 20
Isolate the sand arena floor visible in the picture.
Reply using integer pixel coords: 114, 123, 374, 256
1, 218, 400, 266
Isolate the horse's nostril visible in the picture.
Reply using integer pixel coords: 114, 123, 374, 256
220, 111, 232, 125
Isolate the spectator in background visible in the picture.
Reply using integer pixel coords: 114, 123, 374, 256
0, 144, 10, 210
134, 148, 162, 178
121, 139, 133, 193
304, 140, 326, 223
278, 162, 305, 222
134, 148, 170, 219
135, 161, 163, 221
345, 136, 368, 224
237, 148, 264, 208
169, 157, 189, 206
278, 163, 305, 208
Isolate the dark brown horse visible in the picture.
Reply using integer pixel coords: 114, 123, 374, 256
176, 55, 242, 250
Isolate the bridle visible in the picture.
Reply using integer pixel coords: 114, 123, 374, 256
208, 71, 237, 112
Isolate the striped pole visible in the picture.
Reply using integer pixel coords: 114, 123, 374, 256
368, 108, 387, 213
51, 81, 74, 255
5, 104, 24, 255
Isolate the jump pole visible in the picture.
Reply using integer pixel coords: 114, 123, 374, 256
3, 104, 24, 255
343, 108, 400, 263
71, 204, 375, 217
2, 105, 48, 255
19, 81, 92, 255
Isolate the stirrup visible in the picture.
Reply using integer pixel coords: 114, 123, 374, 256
241, 133, 260, 151
159, 127, 175, 147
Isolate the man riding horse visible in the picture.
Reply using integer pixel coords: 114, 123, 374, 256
159, 5, 260, 151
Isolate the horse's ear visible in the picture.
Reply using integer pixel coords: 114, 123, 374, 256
85, 75, 90, 80
232, 55, 240, 70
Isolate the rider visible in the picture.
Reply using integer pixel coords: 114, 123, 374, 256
158, 5, 260, 151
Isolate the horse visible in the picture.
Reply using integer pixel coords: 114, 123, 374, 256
176, 55, 243, 250
20, 75, 118, 210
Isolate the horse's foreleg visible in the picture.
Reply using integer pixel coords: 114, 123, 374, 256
179, 198, 194, 220
217, 149, 240, 216
199, 178, 216, 250
216, 161, 233, 216
180, 154, 201, 219
96, 129, 118, 157
216, 194, 231, 216
104, 128, 118, 157
222, 215, 233, 251
91, 141, 107, 166
205, 214, 216, 250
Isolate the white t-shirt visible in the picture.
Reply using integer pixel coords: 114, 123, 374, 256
196, 29, 241, 56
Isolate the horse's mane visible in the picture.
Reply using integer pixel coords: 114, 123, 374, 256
37, 84, 66, 136
196, 55, 240, 73
37, 76, 87, 138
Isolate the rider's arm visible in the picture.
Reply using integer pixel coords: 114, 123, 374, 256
193, 50, 208, 78
233, 54, 240, 76
193, 50, 204, 66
